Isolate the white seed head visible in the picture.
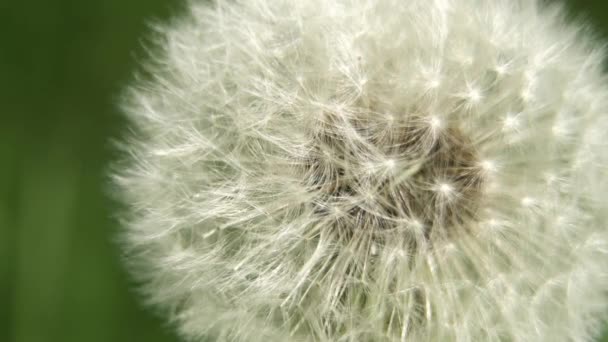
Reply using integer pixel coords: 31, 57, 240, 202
114, 0, 608, 341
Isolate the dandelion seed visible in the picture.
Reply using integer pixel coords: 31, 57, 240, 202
503, 113, 520, 132
495, 63, 509, 76
437, 182, 453, 196
385, 158, 396, 169
428, 115, 443, 131
466, 87, 482, 104
479, 159, 498, 174
521, 196, 536, 207
428, 78, 441, 89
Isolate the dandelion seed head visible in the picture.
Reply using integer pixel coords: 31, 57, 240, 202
114, 0, 608, 341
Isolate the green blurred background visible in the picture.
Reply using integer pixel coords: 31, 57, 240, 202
0, 1, 607, 341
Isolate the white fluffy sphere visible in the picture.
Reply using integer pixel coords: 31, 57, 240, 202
115, 0, 608, 341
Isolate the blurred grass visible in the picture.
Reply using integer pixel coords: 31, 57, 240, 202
0, 1, 181, 341
0, 1, 606, 342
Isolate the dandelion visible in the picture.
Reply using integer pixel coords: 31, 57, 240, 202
114, 0, 608, 341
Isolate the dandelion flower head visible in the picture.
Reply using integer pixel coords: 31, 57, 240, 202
115, 0, 608, 341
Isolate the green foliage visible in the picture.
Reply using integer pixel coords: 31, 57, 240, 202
0, 1, 181, 341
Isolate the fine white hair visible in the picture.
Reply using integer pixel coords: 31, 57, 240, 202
114, 0, 608, 341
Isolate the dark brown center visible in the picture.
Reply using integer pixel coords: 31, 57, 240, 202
300, 110, 484, 244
